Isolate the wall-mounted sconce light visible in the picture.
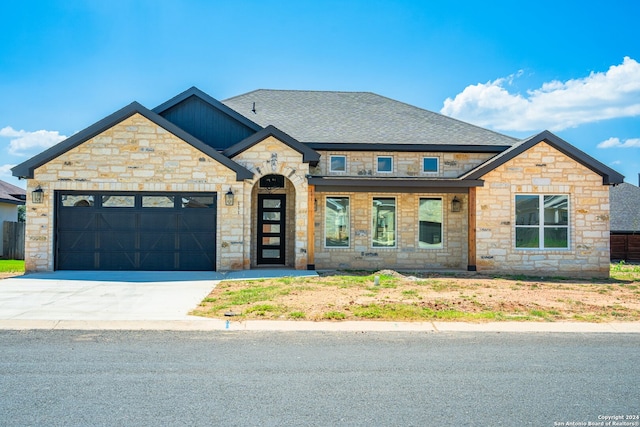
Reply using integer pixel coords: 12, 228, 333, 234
451, 196, 462, 212
32, 186, 44, 204
314, 198, 318, 212
225, 188, 234, 206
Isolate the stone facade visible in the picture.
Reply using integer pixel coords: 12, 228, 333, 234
314, 150, 495, 177
17, 90, 619, 278
229, 136, 311, 270
25, 113, 243, 272
313, 191, 467, 270
475, 141, 611, 278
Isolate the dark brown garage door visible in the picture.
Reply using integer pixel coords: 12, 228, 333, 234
55, 192, 217, 270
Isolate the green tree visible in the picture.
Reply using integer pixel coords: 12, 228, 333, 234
17, 205, 26, 222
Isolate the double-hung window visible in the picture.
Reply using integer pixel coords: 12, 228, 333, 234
515, 195, 569, 249
325, 197, 349, 247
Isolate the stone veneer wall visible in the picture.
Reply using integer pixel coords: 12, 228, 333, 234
474, 141, 611, 278
230, 136, 310, 270
25, 113, 244, 272
313, 191, 467, 270
313, 151, 495, 177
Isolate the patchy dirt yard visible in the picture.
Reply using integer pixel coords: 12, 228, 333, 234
192, 268, 640, 322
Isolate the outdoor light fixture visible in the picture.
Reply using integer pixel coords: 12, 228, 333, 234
451, 196, 462, 212
31, 186, 44, 204
225, 188, 234, 206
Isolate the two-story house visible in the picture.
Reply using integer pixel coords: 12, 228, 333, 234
12, 87, 623, 277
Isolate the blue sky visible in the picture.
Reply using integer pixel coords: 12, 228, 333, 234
2, 0, 639, 188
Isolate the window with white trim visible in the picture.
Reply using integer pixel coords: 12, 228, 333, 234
515, 195, 569, 249
422, 157, 439, 173
376, 156, 393, 173
372, 197, 396, 247
330, 155, 346, 173
418, 198, 443, 248
325, 197, 350, 247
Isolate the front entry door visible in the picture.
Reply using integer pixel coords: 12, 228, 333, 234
257, 194, 286, 265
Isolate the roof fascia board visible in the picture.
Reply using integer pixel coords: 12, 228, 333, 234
224, 125, 321, 164
0, 198, 25, 205
12, 101, 253, 181
12, 102, 144, 178
308, 177, 484, 188
307, 143, 510, 153
313, 185, 470, 194
464, 130, 625, 184
152, 86, 263, 132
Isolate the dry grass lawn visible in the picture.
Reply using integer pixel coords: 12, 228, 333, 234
192, 263, 640, 322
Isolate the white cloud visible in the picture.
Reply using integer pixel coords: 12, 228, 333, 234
597, 137, 640, 149
441, 57, 640, 132
0, 126, 66, 156
0, 164, 24, 188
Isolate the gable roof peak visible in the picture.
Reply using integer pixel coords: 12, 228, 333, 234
462, 130, 625, 185
223, 124, 320, 164
152, 87, 262, 133
12, 100, 253, 181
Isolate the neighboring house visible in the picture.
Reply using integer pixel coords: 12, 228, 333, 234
0, 180, 26, 257
12, 87, 624, 277
610, 180, 640, 262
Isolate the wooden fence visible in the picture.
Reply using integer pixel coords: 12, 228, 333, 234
611, 234, 640, 262
2, 221, 25, 260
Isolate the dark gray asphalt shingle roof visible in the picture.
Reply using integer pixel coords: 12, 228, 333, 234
610, 182, 640, 232
0, 179, 26, 205
223, 90, 518, 146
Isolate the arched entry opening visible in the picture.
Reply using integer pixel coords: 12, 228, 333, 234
251, 174, 296, 267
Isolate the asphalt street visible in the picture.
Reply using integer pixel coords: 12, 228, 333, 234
1, 330, 638, 426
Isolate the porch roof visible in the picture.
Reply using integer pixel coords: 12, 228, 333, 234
308, 176, 483, 193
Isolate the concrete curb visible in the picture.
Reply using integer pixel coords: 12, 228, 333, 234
1, 318, 639, 333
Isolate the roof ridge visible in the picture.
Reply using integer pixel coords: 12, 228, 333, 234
222, 88, 375, 101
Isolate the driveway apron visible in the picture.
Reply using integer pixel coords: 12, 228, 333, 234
0, 271, 223, 321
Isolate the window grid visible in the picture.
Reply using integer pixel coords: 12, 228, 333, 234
515, 194, 569, 249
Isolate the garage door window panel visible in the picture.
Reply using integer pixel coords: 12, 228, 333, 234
102, 195, 135, 208
61, 195, 94, 207
182, 196, 215, 208
143, 196, 176, 208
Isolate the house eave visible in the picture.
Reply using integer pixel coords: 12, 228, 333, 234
224, 125, 320, 165
463, 130, 625, 185
307, 143, 511, 153
153, 86, 263, 133
11, 101, 253, 181
0, 198, 25, 206
307, 176, 483, 193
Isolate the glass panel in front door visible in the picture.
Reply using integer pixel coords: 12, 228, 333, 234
257, 194, 286, 265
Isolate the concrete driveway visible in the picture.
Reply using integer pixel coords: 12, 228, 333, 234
0, 271, 223, 321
